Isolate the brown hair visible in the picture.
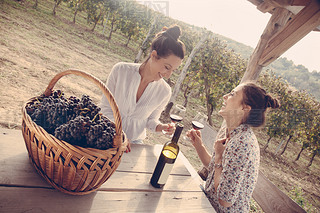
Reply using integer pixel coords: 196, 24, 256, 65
242, 82, 280, 127
147, 25, 185, 60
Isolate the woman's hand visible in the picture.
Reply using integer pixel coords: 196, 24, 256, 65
126, 140, 131, 153
214, 138, 228, 160
186, 129, 203, 147
186, 129, 212, 168
157, 123, 175, 135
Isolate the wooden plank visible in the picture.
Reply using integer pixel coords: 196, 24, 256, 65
291, 0, 311, 6
101, 172, 202, 192
0, 187, 214, 213
252, 171, 306, 213
0, 167, 202, 192
259, 0, 320, 66
240, 7, 292, 83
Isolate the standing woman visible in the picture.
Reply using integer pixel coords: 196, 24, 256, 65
187, 82, 280, 212
101, 25, 185, 152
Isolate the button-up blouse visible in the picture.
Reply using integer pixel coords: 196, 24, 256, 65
100, 62, 171, 141
205, 123, 260, 213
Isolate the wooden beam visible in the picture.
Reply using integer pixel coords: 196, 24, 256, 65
241, 7, 292, 83
257, 1, 275, 13
265, 0, 311, 7
259, 0, 320, 66
291, 0, 311, 6
266, 0, 293, 7
253, 171, 307, 213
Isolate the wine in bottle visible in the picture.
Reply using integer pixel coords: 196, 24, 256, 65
150, 124, 183, 188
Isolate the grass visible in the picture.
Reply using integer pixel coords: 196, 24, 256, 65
1, 0, 319, 212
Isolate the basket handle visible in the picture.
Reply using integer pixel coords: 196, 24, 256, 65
43, 69, 123, 148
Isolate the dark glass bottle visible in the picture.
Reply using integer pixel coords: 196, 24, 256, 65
150, 124, 183, 188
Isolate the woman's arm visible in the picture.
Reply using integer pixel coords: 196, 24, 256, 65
187, 130, 212, 168
213, 138, 232, 207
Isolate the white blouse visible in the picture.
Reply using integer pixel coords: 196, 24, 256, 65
100, 62, 171, 141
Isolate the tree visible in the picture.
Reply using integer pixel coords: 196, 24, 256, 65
180, 60, 202, 107
120, 2, 151, 47
188, 38, 246, 125
85, 0, 106, 32
69, 0, 87, 24
134, 17, 158, 63
163, 30, 210, 117
259, 72, 290, 152
53, 0, 64, 16
306, 114, 320, 167
33, 0, 38, 9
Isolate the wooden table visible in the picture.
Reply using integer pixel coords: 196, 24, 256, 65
0, 128, 215, 212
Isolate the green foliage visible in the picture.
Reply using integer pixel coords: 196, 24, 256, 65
289, 187, 317, 212
182, 37, 246, 125
258, 71, 320, 160
119, 2, 151, 46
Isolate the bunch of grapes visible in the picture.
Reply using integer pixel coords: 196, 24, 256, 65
26, 90, 117, 150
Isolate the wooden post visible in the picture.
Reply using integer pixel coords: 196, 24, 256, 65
240, 7, 292, 83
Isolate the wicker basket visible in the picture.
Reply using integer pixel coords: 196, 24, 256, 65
21, 70, 128, 195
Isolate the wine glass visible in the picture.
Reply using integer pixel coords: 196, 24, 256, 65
185, 112, 207, 141
162, 104, 186, 136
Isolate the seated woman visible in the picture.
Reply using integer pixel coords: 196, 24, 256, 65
101, 25, 186, 152
187, 82, 280, 212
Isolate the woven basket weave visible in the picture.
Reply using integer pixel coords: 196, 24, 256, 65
21, 70, 128, 195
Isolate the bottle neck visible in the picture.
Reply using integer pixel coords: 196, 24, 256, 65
171, 124, 183, 144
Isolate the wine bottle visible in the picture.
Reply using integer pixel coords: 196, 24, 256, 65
150, 123, 183, 188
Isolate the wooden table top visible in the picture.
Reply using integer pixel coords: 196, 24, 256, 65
0, 128, 215, 212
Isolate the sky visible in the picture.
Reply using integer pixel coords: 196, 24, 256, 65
144, 0, 320, 72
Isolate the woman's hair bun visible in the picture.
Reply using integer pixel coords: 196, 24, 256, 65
162, 26, 168, 31
265, 95, 280, 109
163, 25, 181, 41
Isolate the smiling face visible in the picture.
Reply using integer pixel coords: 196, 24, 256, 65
149, 50, 182, 81
219, 84, 249, 122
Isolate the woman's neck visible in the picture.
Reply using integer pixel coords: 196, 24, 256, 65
225, 118, 242, 137
139, 61, 154, 84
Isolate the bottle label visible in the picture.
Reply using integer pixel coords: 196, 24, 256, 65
157, 163, 174, 184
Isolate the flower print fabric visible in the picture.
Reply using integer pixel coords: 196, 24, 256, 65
204, 122, 260, 213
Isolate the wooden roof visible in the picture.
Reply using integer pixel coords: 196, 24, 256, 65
241, 0, 320, 82
248, 0, 320, 31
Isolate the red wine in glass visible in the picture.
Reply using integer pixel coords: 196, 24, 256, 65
170, 114, 183, 123
162, 114, 183, 137
191, 121, 204, 130
184, 121, 204, 141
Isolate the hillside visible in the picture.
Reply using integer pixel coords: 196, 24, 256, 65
0, 0, 319, 212
214, 34, 320, 101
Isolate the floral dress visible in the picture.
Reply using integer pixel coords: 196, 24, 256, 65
204, 123, 260, 213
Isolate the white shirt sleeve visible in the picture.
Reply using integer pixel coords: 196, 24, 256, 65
100, 63, 119, 122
